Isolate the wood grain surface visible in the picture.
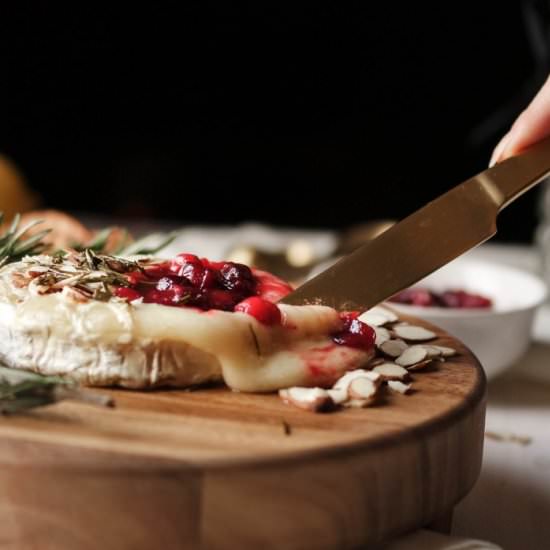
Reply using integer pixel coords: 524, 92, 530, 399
0, 317, 486, 550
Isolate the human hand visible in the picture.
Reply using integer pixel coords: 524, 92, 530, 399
490, 75, 550, 166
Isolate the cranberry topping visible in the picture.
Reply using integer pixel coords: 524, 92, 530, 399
332, 312, 375, 351
143, 283, 195, 306
179, 261, 205, 287
235, 297, 282, 325
253, 269, 293, 302
156, 276, 174, 291
390, 287, 492, 309
142, 262, 171, 280
200, 267, 217, 290
113, 254, 283, 315
113, 287, 142, 302
112, 253, 377, 352
169, 253, 200, 274
208, 289, 241, 311
218, 262, 255, 293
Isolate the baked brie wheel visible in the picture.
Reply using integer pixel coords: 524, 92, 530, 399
0, 252, 375, 392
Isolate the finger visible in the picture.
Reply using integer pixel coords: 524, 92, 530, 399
489, 130, 511, 167
494, 76, 550, 164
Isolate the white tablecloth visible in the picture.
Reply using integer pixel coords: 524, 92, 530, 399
450, 244, 550, 550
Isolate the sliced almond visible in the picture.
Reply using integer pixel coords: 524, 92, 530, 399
387, 380, 412, 394
334, 369, 381, 392
348, 377, 379, 403
368, 357, 386, 367
358, 311, 388, 327
376, 306, 398, 323
392, 324, 437, 341
372, 362, 409, 381
279, 387, 334, 412
415, 345, 444, 358
61, 286, 90, 303
395, 346, 428, 367
406, 359, 435, 371
379, 338, 409, 358
359, 305, 397, 327
326, 387, 348, 405
430, 345, 457, 357
374, 326, 391, 346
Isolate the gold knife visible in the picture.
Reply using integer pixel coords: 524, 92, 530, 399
281, 137, 550, 311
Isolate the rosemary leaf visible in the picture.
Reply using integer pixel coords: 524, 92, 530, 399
0, 365, 115, 414
6, 219, 48, 249
6, 213, 20, 238
0, 213, 51, 266
0, 395, 57, 414
118, 231, 177, 256
74, 227, 113, 252
12, 230, 51, 255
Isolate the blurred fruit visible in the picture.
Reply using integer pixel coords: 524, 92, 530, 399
0, 155, 38, 218
14, 210, 92, 249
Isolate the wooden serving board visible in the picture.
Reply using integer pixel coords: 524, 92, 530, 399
0, 316, 486, 550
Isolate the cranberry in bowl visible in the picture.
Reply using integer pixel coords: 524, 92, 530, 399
386, 256, 547, 379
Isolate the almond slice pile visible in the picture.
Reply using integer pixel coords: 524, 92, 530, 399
279, 306, 457, 412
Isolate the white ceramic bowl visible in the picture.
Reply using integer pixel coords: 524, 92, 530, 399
387, 256, 548, 379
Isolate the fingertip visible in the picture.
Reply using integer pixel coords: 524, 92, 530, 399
489, 131, 511, 167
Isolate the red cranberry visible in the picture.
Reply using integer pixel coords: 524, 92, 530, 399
253, 269, 294, 302
144, 262, 171, 279
218, 262, 255, 294
113, 287, 142, 302
175, 253, 201, 264
234, 297, 282, 325
181, 262, 206, 287
169, 254, 201, 276
390, 287, 492, 309
440, 290, 492, 309
460, 293, 492, 308
199, 267, 217, 290
411, 289, 437, 307
207, 289, 240, 311
205, 260, 225, 270
339, 311, 360, 323
126, 271, 144, 286
332, 316, 375, 351
143, 284, 193, 305
156, 276, 175, 291
390, 288, 437, 307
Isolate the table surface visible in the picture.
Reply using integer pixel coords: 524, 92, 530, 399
448, 244, 550, 550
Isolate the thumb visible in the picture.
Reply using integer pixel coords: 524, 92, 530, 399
490, 75, 550, 165
489, 131, 511, 167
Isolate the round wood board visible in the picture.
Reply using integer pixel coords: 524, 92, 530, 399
0, 315, 486, 550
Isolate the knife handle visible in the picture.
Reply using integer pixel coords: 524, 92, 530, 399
487, 137, 550, 209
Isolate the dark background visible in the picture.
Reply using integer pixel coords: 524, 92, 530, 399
1, 2, 548, 242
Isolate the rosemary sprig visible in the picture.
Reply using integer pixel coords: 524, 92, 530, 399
0, 365, 114, 414
71, 227, 177, 257
0, 211, 177, 269
117, 231, 177, 256
71, 227, 131, 254
0, 213, 50, 267
23, 249, 151, 301
81, 248, 142, 274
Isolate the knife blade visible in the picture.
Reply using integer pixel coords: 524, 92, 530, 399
280, 137, 550, 311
